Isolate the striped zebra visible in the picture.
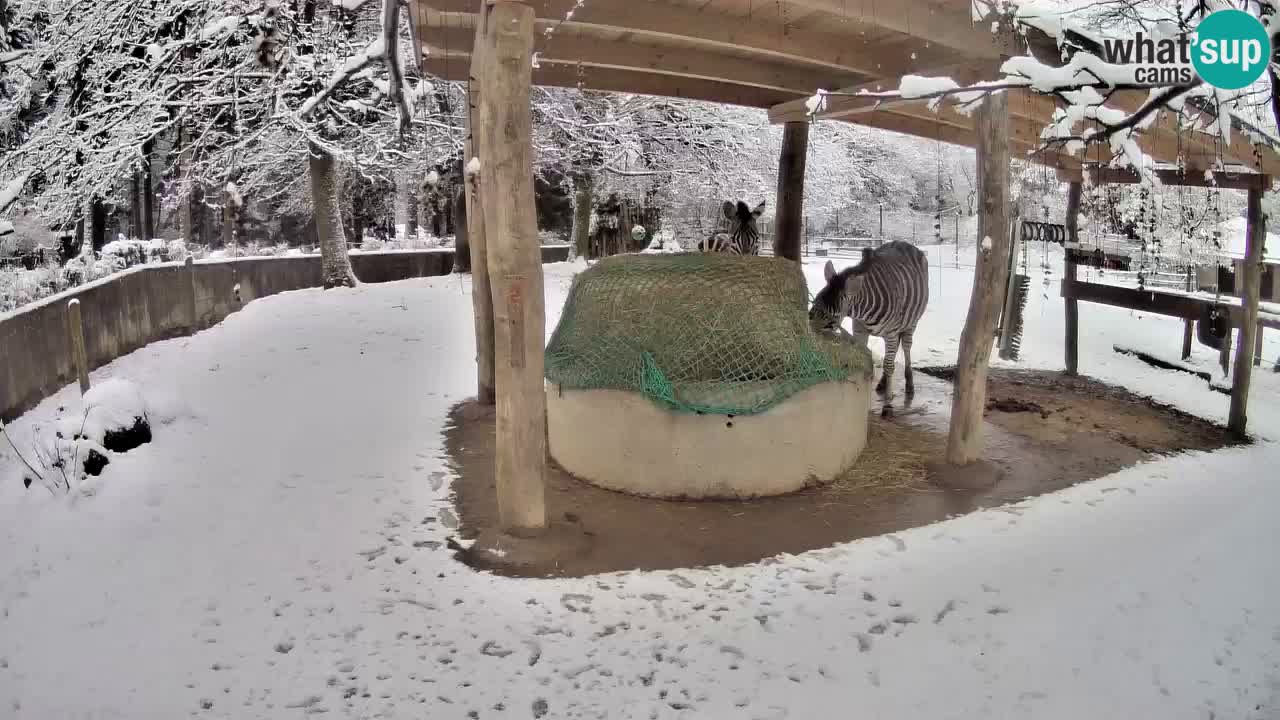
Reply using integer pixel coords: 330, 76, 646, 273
809, 240, 929, 416
698, 200, 765, 255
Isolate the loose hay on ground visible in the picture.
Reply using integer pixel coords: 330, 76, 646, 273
822, 419, 943, 501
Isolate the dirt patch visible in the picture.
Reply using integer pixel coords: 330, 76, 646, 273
919, 367, 1236, 454
443, 369, 1237, 578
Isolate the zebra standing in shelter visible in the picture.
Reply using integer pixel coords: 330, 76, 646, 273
698, 200, 765, 255
808, 240, 930, 417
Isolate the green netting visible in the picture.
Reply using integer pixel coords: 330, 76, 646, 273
545, 253, 873, 416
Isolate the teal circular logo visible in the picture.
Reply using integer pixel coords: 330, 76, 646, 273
1192, 10, 1271, 90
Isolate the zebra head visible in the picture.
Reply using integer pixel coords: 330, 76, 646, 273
809, 258, 868, 332
700, 199, 766, 253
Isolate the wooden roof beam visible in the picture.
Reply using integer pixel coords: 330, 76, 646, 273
421, 58, 801, 109
780, 0, 1007, 58
767, 62, 1002, 123
416, 0, 952, 78
421, 23, 863, 97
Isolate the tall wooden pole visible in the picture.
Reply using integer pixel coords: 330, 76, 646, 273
66, 299, 90, 395
465, 3, 495, 405
1228, 188, 1265, 438
1063, 180, 1082, 375
774, 121, 809, 262
945, 92, 1011, 467
477, 0, 546, 534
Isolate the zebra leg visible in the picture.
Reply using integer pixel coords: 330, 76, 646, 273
878, 336, 900, 418
901, 331, 915, 398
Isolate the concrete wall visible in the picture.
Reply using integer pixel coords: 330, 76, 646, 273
1, 246, 571, 422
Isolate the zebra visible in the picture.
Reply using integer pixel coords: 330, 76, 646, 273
808, 240, 929, 417
698, 200, 765, 255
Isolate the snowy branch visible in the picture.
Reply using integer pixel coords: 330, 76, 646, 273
381, 0, 412, 134
298, 37, 386, 118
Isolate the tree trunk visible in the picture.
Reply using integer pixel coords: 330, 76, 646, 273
774, 121, 809, 262
308, 143, 358, 288
945, 92, 1011, 468
222, 186, 238, 254
130, 171, 142, 240
417, 174, 431, 240
476, 0, 545, 533
178, 141, 195, 244
141, 140, 155, 242
1063, 180, 1081, 374
571, 173, 593, 258
353, 191, 365, 247
90, 197, 107, 251
1228, 188, 1265, 437
453, 185, 470, 272
394, 171, 411, 242
571, 173, 593, 259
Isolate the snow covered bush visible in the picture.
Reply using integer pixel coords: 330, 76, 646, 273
4, 379, 152, 496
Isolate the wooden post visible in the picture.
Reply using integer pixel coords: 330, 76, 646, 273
997, 211, 1021, 359
945, 92, 1011, 468
773, 121, 809, 262
1182, 266, 1194, 360
1063, 181, 1081, 375
465, 4, 496, 405
476, 0, 546, 533
66, 299, 90, 395
185, 255, 198, 330
1254, 324, 1263, 367
1228, 189, 1265, 437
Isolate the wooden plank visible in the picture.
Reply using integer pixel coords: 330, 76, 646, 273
420, 0, 946, 76
1063, 181, 1081, 375
476, 0, 547, 532
782, 0, 1004, 58
423, 57, 798, 109
946, 91, 1010, 467
1063, 280, 1205, 319
1089, 166, 1272, 192
465, 2, 495, 405
1229, 188, 1265, 437
774, 121, 809, 262
422, 22, 864, 96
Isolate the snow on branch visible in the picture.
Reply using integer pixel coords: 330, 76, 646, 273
298, 37, 386, 118
0, 172, 32, 215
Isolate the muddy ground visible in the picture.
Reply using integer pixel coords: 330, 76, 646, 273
444, 369, 1237, 578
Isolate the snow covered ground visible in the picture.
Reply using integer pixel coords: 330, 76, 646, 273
1, 246, 1279, 719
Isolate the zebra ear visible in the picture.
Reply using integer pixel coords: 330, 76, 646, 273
752, 201, 766, 218
823, 260, 836, 282
721, 201, 735, 220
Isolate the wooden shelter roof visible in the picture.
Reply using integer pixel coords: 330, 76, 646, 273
408, 0, 1280, 177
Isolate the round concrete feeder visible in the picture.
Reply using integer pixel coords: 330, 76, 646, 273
546, 378, 871, 499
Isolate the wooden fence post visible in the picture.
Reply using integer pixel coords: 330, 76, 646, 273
66, 299, 91, 395
185, 255, 199, 331
477, 0, 546, 534
774, 121, 809, 262
1063, 181, 1081, 375
465, 2, 496, 405
1228, 188, 1265, 437
943, 92, 1011, 472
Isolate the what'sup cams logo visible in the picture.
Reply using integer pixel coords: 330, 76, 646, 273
1100, 9, 1272, 90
